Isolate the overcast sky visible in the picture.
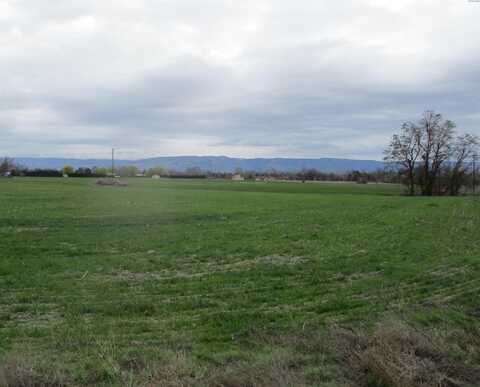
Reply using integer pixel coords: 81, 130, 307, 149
1, 0, 479, 160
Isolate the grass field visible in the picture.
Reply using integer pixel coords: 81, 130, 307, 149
0, 178, 479, 386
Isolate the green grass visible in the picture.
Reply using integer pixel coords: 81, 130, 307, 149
0, 177, 479, 385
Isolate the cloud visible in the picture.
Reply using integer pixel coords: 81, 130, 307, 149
1, 0, 480, 159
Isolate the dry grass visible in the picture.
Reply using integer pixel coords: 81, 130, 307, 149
143, 356, 305, 387
329, 321, 480, 387
195, 354, 306, 387
140, 320, 480, 387
0, 355, 67, 387
1, 320, 479, 387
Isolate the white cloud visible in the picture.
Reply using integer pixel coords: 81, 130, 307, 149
1, 0, 480, 159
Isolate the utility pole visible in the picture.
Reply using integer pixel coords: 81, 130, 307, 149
111, 148, 115, 177
473, 153, 478, 196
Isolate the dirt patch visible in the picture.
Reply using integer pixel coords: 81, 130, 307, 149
252, 255, 306, 266
0, 226, 49, 233
105, 255, 307, 283
223, 255, 307, 269
113, 270, 169, 282
7, 311, 63, 328
96, 178, 128, 187
428, 265, 471, 278
332, 270, 383, 282
110, 269, 210, 282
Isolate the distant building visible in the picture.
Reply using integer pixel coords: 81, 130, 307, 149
152, 175, 161, 179
232, 174, 245, 181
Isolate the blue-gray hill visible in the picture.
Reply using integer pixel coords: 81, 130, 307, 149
15, 156, 384, 173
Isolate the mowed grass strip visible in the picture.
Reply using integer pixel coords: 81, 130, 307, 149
0, 178, 479, 385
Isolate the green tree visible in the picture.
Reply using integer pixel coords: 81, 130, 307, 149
93, 167, 108, 176
62, 165, 74, 175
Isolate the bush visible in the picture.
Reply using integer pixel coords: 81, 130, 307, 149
24, 169, 62, 177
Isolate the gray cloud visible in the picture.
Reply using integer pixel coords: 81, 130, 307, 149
1, 0, 480, 159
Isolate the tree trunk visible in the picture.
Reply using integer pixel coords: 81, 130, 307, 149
408, 169, 415, 195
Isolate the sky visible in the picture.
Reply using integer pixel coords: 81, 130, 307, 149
1, 0, 480, 160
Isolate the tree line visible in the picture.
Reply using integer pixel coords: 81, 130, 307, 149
384, 111, 479, 196
1, 158, 400, 183
0, 162, 206, 178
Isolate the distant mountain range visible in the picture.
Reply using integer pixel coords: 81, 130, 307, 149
14, 156, 385, 173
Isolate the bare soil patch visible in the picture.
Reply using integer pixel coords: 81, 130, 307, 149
95, 179, 128, 187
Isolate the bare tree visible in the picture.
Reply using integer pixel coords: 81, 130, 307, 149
447, 134, 479, 195
417, 111, 455, 196
384, 111, 479, 196
0, 157, 15, 174
384, 122, 422, 195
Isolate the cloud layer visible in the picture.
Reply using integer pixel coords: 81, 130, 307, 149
1, 0, 480, 159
